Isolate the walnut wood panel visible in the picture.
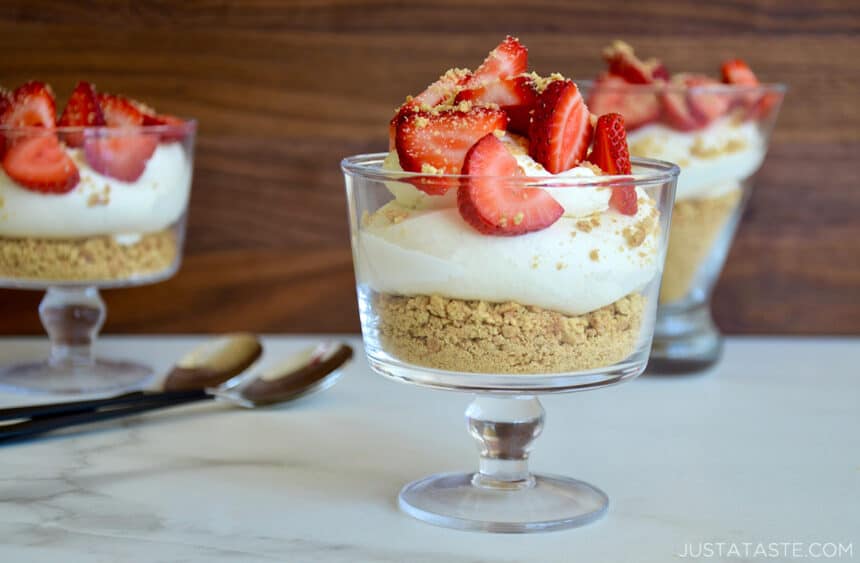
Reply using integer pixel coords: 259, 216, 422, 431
0, 0, 858, 335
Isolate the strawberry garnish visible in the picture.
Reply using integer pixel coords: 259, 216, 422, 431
587, 113, 637, 216
586, 72, 660, 131
97, 93, 146, 127
2, 135, 79, 194
681, 74, 731, 125
84, 134, 158, 182
459, 36, 528, 90
142, 112, 188, 143
721, 59, 759, 86
659, 88, 702, 131
394, 105, 508, 175
0, 81, 56, 129
58, 81, 105, 147
528, 79, 593, 174
603, 41, 665, 85
455, 75, 538, 135
458, 133, 563, 235
388, 68, 471, 149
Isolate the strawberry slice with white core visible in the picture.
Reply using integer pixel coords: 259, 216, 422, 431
586, 72, 660, 131
0, 81, 56, 129
681, 74, 731, 124
388, 68, 472, 149
660, 88, 702, 131
2, 135, 79, 194
459, 36, 528, 90
142, 112, 188, 143
84, 134, 158, 182
528, 79, 593, 174
458, 133, 563, 235
395, 105, 508, 175
58, 81, 105, 147
455, 74, 538, 135
97, 93, 146, 127
587, 113, 637, 216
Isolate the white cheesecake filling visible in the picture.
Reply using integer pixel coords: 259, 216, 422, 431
360, 139, 661, 316
627, 116, 765, 201
0, 142, 192, 239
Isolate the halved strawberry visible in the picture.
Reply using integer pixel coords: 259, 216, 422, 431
459, 36, 528, 90
395, 106, 508, 175
2, 135, 79, 194
455, 75, 538, 135
587, 113, 637, 216
528, 79, 593, 174
58, 81, 105, 147
659, 89, 702, 131
142, 112, 188, 143
603, 41, 665, 84
586, 73, 660, 131
681, 74, 731, 124
388, 68, 472, 149
0, 81, 56, 128
97, 93, 145, 127
84, 134, 158, 183
721, 59, 759, 86
587, 113, 631, 175
458, 133, 563, 235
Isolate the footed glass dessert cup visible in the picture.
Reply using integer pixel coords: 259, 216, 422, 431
0, 121, 196, 395
579, 80, 785, 373
343, 154, 678, 533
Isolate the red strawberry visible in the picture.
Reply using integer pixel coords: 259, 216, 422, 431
721, 59, 759, 86
142, 112, 188, 143
681, 74, 731, 124
58, 81, 105, 147
84, 134, 158, 182
603, 41, 665, 84
459, 36, 528, 90
97, 93, 146, 127
747, 91, 782, 121
528, 79, 593, 174
2, 135, 79, 194
587, 113, 631, 175
395, 106, 508, 175
455, 75, 539, 135
388, 68, 472, 149
0, 81, 56, 128
458, 133, 563, 235
659, 89, 702, 131
0, 90, 10, 156
586, 73, 660, 131
587, 113, 637, 216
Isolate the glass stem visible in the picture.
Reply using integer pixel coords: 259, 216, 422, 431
39, 287, 105, 369
465, 395, 544, 490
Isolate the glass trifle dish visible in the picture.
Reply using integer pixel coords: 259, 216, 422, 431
343, 37, 678, 532
582, 42, 785, 372
0, 80, 195, 394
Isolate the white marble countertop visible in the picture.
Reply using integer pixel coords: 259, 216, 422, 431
0, 336, 858, 562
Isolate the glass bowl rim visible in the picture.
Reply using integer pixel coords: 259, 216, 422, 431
0, 118, 198, 136
341, 153, 679, 188
575, 79, 787, 95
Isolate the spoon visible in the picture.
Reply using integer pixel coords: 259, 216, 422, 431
0, 339, 353, 443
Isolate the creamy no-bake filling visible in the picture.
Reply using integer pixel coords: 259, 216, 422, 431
0, 143, 191, 240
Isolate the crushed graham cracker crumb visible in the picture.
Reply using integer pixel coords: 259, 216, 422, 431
589, 249, 600, 261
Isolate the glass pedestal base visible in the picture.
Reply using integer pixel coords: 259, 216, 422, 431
399, 472, 608, 533
0, 359, 154, 395
649, 302, 723, 374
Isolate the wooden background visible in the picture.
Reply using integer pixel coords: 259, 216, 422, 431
0, 0, 858, 335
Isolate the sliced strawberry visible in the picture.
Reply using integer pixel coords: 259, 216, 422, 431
587, 113, 631, 175
459, 36, 528, 90
458, 133, 563, 235
586, 73, 660, 131
587, 113, 637, 216
681, 74, 731, 124
455, 75, 538, 135
603, 41, 664, 84
97, 93, 146, 127
84, 134, 158, 182
747, 91, 782, 121
721, 59, 759, 86
529, 79, 593, 174
2, 135, 79, 194
142, 112, 188, 143
0, 81, 56, 128
659, 89, 702, 131
395, 106, 508, 175
388, 68, 471, 149
58, 81, 105, 147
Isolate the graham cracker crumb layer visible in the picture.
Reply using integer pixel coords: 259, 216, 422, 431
374, 292, 645, 374
0, 230, 178, 282
660, 189, 743, 303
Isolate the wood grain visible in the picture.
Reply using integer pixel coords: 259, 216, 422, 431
0, 0, 858, 335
